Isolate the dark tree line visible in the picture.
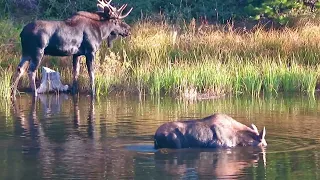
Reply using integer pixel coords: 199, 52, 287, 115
0, 0, 318, 24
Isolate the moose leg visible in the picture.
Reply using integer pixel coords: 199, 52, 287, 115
28, 49, 44, 97
11, 56, 30, 98
72, 55, 80, 94
167, 133, 182, 149
85, 53, 95, 97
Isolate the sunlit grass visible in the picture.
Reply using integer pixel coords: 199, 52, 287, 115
120, 20, 320, 97
131, 54, 320, 98
0, 69, 12, 100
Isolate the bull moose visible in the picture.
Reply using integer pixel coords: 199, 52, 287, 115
11, 0, 132, 97
154, 113, 267, 149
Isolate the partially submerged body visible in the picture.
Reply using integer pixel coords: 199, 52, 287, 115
154, 113, 267, 149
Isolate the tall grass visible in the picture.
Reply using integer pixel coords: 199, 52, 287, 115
122, 21, 320, 98
0, 20, 20, 109
0, 19, 320, 99
0, 69, 12, 100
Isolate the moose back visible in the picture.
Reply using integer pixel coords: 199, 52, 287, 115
154, 113, 267, 149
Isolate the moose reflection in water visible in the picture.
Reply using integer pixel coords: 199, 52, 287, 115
12, 94, 100, 143
154, 147, 266, 179
11, 95, 137, 179
154, 113, 267, 149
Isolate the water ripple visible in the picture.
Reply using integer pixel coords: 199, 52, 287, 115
0, 94, 320, 180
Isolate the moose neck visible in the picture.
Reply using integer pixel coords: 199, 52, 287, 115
99, 20, 117, 40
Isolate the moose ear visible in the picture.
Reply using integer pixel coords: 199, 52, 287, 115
104, 6, 118, 19
104, 6, 111, 15
259, 126, 266, 140
251, 124, 259, 134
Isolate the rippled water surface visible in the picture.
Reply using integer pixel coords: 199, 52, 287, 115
0, 94, 320, 179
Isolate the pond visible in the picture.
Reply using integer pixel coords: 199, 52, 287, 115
0, 94, 320, 179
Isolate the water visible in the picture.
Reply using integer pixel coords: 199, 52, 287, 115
0, 94, 320, 179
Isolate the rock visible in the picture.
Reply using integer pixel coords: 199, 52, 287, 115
37, 67, 69, 93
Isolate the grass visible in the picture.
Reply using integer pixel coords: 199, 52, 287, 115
0, 69, 12, 100
0, 18, 320, 101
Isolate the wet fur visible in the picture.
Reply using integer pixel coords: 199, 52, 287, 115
154, 113, 267, 149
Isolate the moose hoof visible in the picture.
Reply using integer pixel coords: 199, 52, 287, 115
32, 91, 38, 97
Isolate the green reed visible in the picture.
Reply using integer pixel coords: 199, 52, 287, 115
120, 21, 320, 97
0, 69, 12, 101
261, 62, 282, 95
131, 58, 319, 98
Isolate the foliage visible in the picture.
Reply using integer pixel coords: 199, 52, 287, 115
244, 0, 304, 25
0, 0, 317, 24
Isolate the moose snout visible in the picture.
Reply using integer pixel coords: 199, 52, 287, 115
118, 29, 130, 37
256, 138, 267, 147
124, 29, 131, 36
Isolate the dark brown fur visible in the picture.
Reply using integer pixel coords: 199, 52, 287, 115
11, 6, 131, 98
154, 113, 267, 149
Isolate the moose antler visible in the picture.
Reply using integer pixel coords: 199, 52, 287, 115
98, 0, 117, 11
97, 0, 132, 19
97, 0, 111, 11
118, 4, 133, 19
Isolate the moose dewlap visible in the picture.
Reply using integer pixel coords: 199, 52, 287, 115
154, 113, 267, 149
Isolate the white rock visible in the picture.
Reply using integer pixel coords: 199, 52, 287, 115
37, 67, 69, 93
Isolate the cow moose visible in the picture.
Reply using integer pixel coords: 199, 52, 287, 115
154, 113, 267, 149
11, 0, 133, 98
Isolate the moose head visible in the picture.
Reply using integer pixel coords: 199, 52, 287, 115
97, 0, 132, 37
236, 123, 267, 147
248, 124, 267, 147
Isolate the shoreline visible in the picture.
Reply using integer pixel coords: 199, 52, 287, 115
1, 20, 320, 100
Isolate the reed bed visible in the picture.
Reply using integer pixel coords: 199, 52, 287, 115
0, 19, 320, 99
123, 21, 320, 98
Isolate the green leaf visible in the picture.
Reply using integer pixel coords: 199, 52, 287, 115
254, 14, 261, 20
277, 15, 289, 25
